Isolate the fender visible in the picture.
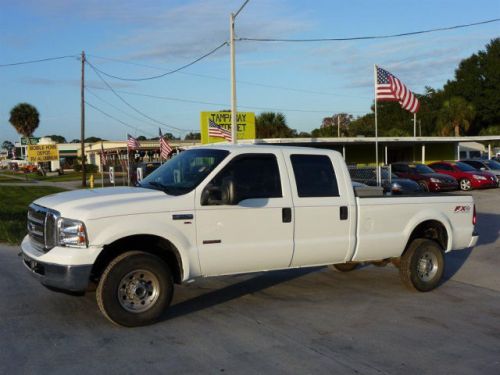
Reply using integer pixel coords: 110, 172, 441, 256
86, 213, 198, 281
402, 208, 453, 252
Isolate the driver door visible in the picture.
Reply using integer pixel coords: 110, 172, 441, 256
194, 152, 294, 276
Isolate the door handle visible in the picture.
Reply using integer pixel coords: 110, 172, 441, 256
282, 207, 292, 223
340, 206, 348, 220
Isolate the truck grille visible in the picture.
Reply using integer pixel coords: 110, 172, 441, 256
27, 204, 59, 252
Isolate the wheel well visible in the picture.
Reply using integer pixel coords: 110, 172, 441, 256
406, 220, 448, 253
91, 235, 183, 284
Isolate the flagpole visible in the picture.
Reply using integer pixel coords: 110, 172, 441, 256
413, 112, 417, 138
100, 141, 104, 188
373, 64, 379, 185
126, 141, 130, 187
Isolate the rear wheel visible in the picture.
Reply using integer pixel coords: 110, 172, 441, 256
333, 262, 359, 272
399, 239, 444, 292
459, 178, 472, 191
418, 181, 429, 192
96, 251, 173, 327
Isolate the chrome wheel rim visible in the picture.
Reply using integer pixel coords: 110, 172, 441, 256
118, 269, 160, 313
416, 251, 439, 282
460, 179, 471, 190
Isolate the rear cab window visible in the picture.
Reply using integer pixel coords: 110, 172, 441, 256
290, 154, 339, 197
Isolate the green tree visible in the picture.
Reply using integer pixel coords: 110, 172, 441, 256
255, 112, 294, 138
443, 38, 500, 134
436, 97, 475, 136
46, 134, 67, 143
184, 132, 201, 140
137, 135, 148, 141
84, 136, 104, 143
9, 103, 40, 137
2, 140, 14, 151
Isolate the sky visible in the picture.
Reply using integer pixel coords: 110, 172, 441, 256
0, 0, 499, 143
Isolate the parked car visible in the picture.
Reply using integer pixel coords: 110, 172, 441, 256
461, 159, 500, 186
428, 161, 498, 191
350, 168, 422, 195
21, 145, 478, 326
392, 163, 458, 192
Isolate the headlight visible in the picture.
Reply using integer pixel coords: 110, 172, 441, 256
430, 178, 441, 183
57, 217, 88, 247
473, 175, 486, 181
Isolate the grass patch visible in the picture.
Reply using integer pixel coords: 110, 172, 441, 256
0, 186, 66, 244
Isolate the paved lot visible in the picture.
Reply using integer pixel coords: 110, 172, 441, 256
1, 189, 499, 374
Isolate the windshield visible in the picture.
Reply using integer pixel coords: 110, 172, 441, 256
414, 164, 435, 174
455, 162, 477, 172
139, 149, 229, 195
485, 160, 500, 169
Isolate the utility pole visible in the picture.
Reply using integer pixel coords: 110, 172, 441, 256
230, 13, 237, 144
337, 114, 340, 138
80, 51, 86, 187
230, 0, 250, 145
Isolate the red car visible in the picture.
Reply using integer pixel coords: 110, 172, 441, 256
392, 163, 458, 192
428, 161, 498, 191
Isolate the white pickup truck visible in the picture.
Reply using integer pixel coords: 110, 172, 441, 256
21, 145, 478, 326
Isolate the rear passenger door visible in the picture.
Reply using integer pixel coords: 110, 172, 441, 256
284, 152, 354, 267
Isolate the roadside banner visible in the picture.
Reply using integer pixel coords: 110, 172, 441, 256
200, 111, 255, 144
109, 166, 115, 185
26, 144, 58, 162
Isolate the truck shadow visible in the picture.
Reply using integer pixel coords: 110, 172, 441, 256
442, 211, 499, 283
163, 267, 320, 321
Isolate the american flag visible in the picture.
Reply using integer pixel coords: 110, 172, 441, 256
376, 66, 420, 113
127, 134, 140, 150
159, 128, 172, 159
208, 119, 232, 142
100, 142, 107, 166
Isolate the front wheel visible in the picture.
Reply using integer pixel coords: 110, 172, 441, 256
399, 239, 444, 292
418, 181, 429, 192
96, 251, 173, 327
459, 178, 472, 191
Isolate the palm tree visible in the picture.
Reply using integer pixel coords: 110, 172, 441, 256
9, 103, 40, 137
437, 97, 475, 136
256, 112, 294, 138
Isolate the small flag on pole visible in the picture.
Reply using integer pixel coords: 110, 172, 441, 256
376, 66, 420, 113
208, 119, 232, 141
127, 134, 140, 150
159, 128, 172, 159
100, 142, 107, 166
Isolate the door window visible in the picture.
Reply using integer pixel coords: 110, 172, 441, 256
290, 155, 339, 197
202, 154, 282, 205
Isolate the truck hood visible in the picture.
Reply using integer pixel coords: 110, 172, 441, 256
33, 187, 190, 220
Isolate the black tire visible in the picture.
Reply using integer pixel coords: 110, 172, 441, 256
333, 262, 359, 272
96, 251, 173, 327
399, 239, 444, 292
459, 178, 472, 191
418, 181, 429, 192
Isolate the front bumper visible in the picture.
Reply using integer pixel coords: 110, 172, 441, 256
21, 252, 92, 292
20, 235, 97, 292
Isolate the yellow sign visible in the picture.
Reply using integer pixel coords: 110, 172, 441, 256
27, 144, 59, 162
200, 111, 255, 144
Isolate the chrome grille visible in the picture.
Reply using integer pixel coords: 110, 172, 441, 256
27, 204, 59, 252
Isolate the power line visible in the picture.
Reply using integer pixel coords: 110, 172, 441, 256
85, 100, 154, 136
86, 60, 195, 134
87, 54, 369, 98
97, 87, 368, 114
87, 42, 228, 81
237, 18, 500, 42
0, 55, 78, 67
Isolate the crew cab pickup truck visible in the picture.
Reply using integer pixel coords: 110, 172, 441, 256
21, 145, 478, 326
